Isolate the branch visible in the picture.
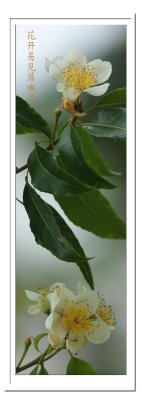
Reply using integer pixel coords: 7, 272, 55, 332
16, 164, 28, 174
16, 348, 61, 373
16, 138, 59, 175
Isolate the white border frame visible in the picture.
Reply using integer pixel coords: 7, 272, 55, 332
8, 16, 135, 392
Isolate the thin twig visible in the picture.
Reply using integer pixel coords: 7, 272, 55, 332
16, 348, 62, 373
16, 197, 23, 205
16, 164, 28, 174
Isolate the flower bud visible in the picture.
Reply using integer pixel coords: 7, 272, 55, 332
24, 337, 32, 346
55, 107, 62, 117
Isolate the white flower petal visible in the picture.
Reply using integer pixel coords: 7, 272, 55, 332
45, 311, 67, 339
56, 82, 81, 101
48, 333, 65, 348
45, 312, 54, 330
27, 305, 40, 315
25, 290, 40, 301
48, 286, 73, 312
49, 282, 66, 292
60, 85, 81, 101
52, 56, 64, 68
63, 49, 87, 67
84, 83, 110, 96
47, 290, 61, 311
45, 58, 51, 72
66, 336, 87, 354
49, 287, 74, 311
76, 281, 87, 294
49, 63, 62, 81
86, 319, 111, 344
76, 289, 99, 314
56, 82, 64, 93
88, 60, 112, 84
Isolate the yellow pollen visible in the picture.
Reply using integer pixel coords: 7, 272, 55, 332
60, 302, 95, 335
38, 287, 49, 297
97, 297, 116, 328
62, 62, 96, 90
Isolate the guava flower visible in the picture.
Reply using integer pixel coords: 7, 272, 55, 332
45, 49, 112, 101
45, 286, 116, 354
25, 282, 65, 315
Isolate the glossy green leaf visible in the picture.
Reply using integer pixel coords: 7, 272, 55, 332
30, 365, 39, 375
16, 96, 52, 138
23, 183, 94, 288
34, 333, 48, 353
79, 107, 126, 144
95, 88, 126, 108
76, 125, 120, 177
58, 124, 116, 189
66, 356, 97, 375
38, 363, 49, 375
58, 119, 70, 136
28, 144, 93, 196
55, 189, 126, 239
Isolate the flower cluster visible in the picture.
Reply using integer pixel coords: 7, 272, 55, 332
25, 282, 116, 354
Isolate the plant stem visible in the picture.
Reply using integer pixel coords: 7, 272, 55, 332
71, 116, 78, 126
16, 164, 28, 174
16, 348, 62, 373
16, 138, 59, 175
16, 339, 32, 369
16, 197, 23, 205
51, 108, 62, 148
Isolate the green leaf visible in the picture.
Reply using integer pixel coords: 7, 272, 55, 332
28, 144, 93, 196
58, 119, 70, 136
23, 183, 94, 288
58, 124, 116, 189
16, 96, 52, 138
55, 189, 126, 239
38, 363, 49, 375
95, 88, 126, 108
76, 125, 120, 177
30, 365, 39, 375
30, 364, 49, 375
79, 107, 126, 145
66, 356, 97, 375
45, 344, 55, 355
34, 333, 48, 353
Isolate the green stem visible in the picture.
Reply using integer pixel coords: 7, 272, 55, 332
16, 338, 32, 369
16, 138, 59, 175
71, 116, 78, 126
51, 108, 62, 148
16, 348, 62, 373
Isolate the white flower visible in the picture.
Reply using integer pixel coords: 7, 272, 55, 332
45, 49, 112, 101
45, 285, 116, 354
25, 282, 65, 315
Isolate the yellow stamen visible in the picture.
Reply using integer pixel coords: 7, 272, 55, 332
97, 296, 116, 328
62, 62, 96, 90
60, 301, 96, 335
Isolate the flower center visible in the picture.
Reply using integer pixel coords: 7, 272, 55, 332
38, 287, 49, 297
62, 62, 96, 90
60, 301, 96, 335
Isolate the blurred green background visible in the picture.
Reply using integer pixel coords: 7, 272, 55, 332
16, 23, 126, 374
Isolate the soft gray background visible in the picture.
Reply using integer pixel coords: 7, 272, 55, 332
16, 24, 126, 375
